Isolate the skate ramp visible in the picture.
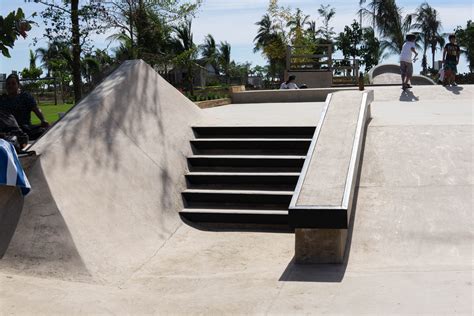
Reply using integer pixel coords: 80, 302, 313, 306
0, 60, 202, 284
0, 84, 472, 314
369, 63, 436, 85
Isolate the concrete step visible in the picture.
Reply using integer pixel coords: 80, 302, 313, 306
180, 208, 289, 225
191, 139, 312, 155
192, 126, 316, 139
185, 172, 300, 190
187, 155, 307, 172
182, 189, 293, 210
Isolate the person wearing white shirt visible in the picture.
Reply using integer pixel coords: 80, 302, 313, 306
280, 75, 299, 89
399, 34, 418, 90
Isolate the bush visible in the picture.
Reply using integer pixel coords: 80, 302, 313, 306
456, 73, 474, 84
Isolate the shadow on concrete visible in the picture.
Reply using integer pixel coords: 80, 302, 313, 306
444, 86, 463, 95
0, 159, 91, 282
399, 89, 420, 102
0, 187, 24, 258
278, 119, 369, 283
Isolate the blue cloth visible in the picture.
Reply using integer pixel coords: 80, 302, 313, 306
0, 139, 31, 195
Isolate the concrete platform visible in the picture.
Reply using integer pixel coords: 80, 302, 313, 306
0, 61, 472, 315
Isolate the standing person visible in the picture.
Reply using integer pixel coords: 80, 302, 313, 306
442, 34, 461, 86
399, 34, 419, 90
280, 75, 299, 90
1, 74, 49, 140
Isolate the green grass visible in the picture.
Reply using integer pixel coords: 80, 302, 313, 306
31, 103, 74, 125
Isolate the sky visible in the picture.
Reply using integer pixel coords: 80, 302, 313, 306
1, 0, 473, 75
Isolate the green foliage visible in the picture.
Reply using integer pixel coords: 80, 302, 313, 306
0, 9, 34, 57
412, 2, 444, 72
28, 0, 107, 51
360, 27, 381, 71
359, 0, 406, 57
455, 20, 474, 72
337, 21, 363, 60
336, 21, 381, 71
317, 5, 336, 42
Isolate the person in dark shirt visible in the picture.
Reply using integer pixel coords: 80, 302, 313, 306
442, 34, 461, 86
1, 74, 49, 140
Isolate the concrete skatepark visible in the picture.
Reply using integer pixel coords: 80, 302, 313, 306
0, 60, 472, 314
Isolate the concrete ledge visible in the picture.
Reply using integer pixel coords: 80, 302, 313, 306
232, 87, 359, 104
195, 98, 231, 109
288, 90, 373, 263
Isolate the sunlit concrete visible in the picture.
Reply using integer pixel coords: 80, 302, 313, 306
0, 63, 472, 315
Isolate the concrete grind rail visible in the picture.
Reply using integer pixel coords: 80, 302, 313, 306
289, 90, 373, 263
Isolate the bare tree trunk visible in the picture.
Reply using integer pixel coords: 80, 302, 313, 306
71, 0, 82, 103
432, 44, 436, 70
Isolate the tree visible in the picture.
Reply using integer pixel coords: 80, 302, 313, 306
0, 9, 33, 57
172, 19, 198, 94
287, 8, 309, 41
36, 41, 73, 102
317, 4, 336, 42
454, 20, 474, 73
336, 21, 363, 64
200, 34, 219, 75
104, 0, 202, 63
413, 2, 444, 71
21, 49, 44, 93
28, 0, 108, 103
336, 21, 380, 72
360, 27, 381, 71
253, 2, 290, 82
218, 41, 231, 83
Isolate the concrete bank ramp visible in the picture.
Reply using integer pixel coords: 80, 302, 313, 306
0, 60, 202, 284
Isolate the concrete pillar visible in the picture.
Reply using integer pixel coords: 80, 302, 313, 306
295, 228, 347, 264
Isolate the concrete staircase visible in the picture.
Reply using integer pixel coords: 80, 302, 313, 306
180, 126, 315, 225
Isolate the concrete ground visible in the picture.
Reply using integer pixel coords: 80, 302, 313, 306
0, 82, 473, 314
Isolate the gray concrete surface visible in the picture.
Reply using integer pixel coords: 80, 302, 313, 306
0, 65, 472, 315
296, 91, 365, 206
0, 60, 202, 284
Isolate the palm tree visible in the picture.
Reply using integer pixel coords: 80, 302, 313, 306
108, 32, 134, 61
360, 0, 414, 57
359, 0, 376, 29
172, 19, 198, 94
413, 3, 444, 70
200, 34, 220, 75
218, 41, 231, 84
318, 4, 336, 42
254, 14, 287, 82
254, 14, 275, 53
287, 8, 310, 40
306, 20, 318, 43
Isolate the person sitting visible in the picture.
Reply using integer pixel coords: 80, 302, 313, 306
280, 75, 299, 90
0, 107, 29, 151
1, 74, 49, 140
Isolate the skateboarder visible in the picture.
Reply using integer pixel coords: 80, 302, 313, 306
442, 34, 461, 86
400, 34, 419, 90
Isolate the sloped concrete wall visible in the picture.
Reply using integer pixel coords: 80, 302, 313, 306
0, 60, 203, 284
